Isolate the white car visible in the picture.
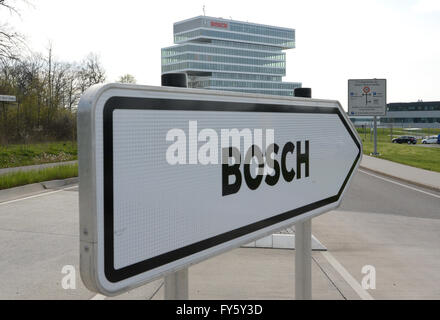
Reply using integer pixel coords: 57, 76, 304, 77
422, 135, 439, 144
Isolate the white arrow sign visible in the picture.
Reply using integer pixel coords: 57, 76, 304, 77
78, 84, 362, 295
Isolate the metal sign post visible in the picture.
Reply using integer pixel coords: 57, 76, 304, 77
164, 268, 188, 300
293, 87, 312, 300
390, 121, 393, 142
295, 219, 311, 300
373, 116, 378, 155
78, 84, 362, 296
162, 73, 189, 300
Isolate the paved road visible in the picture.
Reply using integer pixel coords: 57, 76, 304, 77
340, 169, 440, 219
313, 169, 440, 299
0, 169, 439, 299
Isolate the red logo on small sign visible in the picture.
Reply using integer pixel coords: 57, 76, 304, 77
210, 21, 228, 28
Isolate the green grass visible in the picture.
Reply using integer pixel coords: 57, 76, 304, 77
0, 164, 78, 190
0, 141, 77, 169
357, 127, 440, 173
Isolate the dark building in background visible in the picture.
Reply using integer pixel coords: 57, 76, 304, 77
381, 101, 440, 127
350, 101, 440, 128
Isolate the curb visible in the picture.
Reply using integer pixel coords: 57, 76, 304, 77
0, 183, 45, 203
0, 177, 78, 203
0, 160, 78, 176
359, 165, 440, 193
41, 177, 79, 189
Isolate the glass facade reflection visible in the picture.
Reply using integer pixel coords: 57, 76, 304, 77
161, 16, 301, 96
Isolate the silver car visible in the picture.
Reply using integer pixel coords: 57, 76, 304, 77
422, 135, 439, 144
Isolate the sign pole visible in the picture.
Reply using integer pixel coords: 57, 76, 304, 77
162, 73, 190, 300
373, 116, 379, 155
295, 219, 312, 300
164, 268, 188, 300
390, 121, 393, 142
293, 87, 312, 300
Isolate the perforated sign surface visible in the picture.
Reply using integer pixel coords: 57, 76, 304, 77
78, 84, 362, 295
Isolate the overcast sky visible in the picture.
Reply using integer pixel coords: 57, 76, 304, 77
2, 0, 440, 109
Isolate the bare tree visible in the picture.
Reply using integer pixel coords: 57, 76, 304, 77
117, 74, 136, 84
64, 63, 81, 110
0, 0, 21, 14
0, 0, 26, 61
78, 53, 106, 93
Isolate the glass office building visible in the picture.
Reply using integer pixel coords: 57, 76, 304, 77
161, 16, 301, 96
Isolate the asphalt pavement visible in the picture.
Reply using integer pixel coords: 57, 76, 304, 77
313, 169, 440, 299
0, 167, 439, 299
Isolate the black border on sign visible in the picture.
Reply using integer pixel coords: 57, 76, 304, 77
103, 96, 361, 283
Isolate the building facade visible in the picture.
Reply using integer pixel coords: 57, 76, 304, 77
161, 16, 301, 96
349, 101, 440, 128
381, 101, 440, 128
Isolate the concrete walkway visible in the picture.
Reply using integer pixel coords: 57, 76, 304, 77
0, 160, 77, 176
0, 152, 438, 299
360, 155, 440, 191
1, 169, 438, 299
0, 184, 355, 300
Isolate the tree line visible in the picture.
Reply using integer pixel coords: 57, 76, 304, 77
0, 0, 136, 144
0, 48, 106, 144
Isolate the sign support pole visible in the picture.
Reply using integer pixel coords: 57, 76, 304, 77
390, 121, 393, 142
295, 219, 312, 300
164, 268, 189, 300
372, 116, 379, 155
293, 87, 313, 300
162, 73, 190, 301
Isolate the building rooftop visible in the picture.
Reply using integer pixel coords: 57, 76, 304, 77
174, 15, 295, 32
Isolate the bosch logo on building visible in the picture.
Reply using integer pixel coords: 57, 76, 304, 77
210, 21, 228, 28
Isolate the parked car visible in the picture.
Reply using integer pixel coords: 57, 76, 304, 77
392, 136, 417, 144
422, 135, 439, 144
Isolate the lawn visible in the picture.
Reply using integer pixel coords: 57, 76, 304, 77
0, 141, 77, 169
0, 164, 78, 190
357, 127, 440, 173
